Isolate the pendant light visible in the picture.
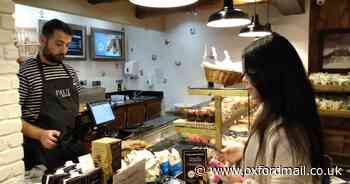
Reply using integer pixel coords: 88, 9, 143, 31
238, 0, 271, 37
207, 0, 251, 28
264, 0, 273, 33
129, 0, 198, 8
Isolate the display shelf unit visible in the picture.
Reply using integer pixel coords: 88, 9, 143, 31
319, 110, 350, 118
187, 86, 251, 149
313, 82, 350, 168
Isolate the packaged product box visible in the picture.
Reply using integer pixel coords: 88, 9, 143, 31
91, 137, 122, 184
113, 159, 146, 184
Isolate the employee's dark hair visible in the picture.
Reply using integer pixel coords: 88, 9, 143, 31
41, 19, 73, 38
243, 33, 328, 183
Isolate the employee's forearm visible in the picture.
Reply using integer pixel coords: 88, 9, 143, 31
22, 120, 44, 140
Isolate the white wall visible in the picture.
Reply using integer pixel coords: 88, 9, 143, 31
14, 4, 165, 93
135, 2, 310, 111
14, 2, 310, 112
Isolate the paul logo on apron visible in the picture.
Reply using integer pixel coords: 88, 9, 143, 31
56, 88, 71, 98
24, 56, 80, 170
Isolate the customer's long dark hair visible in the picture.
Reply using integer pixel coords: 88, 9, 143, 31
243, 33, 327, 182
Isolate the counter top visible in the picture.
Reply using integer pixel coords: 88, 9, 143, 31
111, 96, 160, 108
79, 96, 161, 113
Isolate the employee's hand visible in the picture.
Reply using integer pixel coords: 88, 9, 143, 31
221, 141, 245, 165
39, 130, 60, 149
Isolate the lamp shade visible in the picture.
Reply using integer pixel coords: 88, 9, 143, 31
129, 0, 198, 8
207, 0, 250, 28
238, 14, 272, 37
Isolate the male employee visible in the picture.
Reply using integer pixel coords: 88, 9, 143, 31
18, 19, 82, 170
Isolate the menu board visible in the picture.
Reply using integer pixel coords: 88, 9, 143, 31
66, 29, 84, 58
66, 24, 86, 59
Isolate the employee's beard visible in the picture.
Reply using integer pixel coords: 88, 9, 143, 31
43, 46, 65, 64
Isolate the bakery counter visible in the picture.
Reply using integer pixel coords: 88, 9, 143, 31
79, 91, 163, 129
111, 96, 160, 108
79, 96, 161, 112
82, 116, 178, 151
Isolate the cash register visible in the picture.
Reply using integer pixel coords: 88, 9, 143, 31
88, 101, 115, 126
87, 100, 116, 136
87, 101, 131, 139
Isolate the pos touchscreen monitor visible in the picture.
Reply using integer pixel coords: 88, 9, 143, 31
88, 101, 115, 126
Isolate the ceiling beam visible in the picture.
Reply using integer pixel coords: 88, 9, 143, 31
271, 0, 305, 15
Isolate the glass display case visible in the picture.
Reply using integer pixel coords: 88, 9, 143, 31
174, 84, 256, 149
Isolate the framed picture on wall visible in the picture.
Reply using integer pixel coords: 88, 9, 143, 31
90, 27, 125, 61
320, 29, 350, 72
39, 20, 87, 60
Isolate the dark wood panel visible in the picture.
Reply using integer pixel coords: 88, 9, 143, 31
145, 100, 162, 121
309, 0, 350, 73
113, 107, 127, 129
126, 104, 146, 127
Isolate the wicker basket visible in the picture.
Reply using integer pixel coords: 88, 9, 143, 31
204, 66, 243, 86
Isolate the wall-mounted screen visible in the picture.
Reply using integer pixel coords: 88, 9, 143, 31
90, 28, 125, 61
67, 24, 86, 59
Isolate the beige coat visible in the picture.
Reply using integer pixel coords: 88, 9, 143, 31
240, 119, 318, 184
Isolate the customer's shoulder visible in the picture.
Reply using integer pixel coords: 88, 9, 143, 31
266, 119, 289, 143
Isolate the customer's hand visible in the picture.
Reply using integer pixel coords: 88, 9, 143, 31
221, 175, 244, 184
39, 130, 60, 149
221, 141, 245, 165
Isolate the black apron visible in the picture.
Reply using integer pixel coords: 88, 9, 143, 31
24, 58, 80, 171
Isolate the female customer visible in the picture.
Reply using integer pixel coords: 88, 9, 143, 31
222, 33, 328, 184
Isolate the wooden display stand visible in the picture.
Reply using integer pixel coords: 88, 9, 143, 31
187, 86, 251, 149
313, 85, 350, 93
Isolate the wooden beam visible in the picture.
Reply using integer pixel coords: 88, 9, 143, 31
271, 0, 305, 15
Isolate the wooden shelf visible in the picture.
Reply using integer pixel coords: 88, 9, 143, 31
175, 126, 217, 139
328, 152, 350, 168
188, 87, 248, 97
324, 129, 350, 137
313, 85, 350, 93
173, 119, 216, 130
318, 110, 350, 118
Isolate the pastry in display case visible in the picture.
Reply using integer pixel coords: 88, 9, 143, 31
316, 95, 350, 112
174, 85, 257, 152
175, 96, 252, 124
310, 73, 350, 93
309, 72, 350, 87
